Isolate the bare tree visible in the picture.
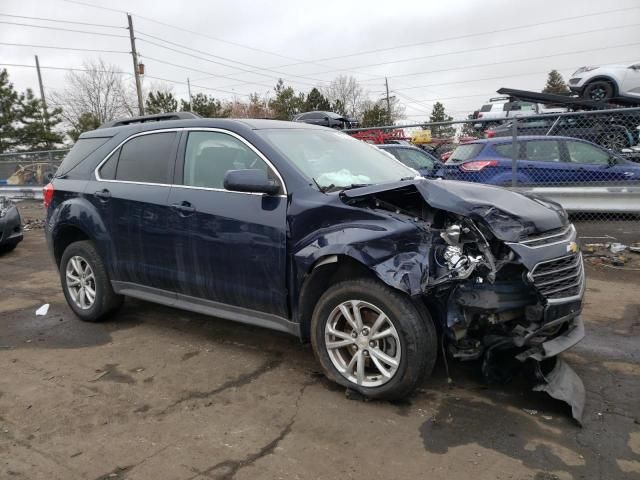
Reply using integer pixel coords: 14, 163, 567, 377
323, 75, 365, 118
51, 59, 137, 131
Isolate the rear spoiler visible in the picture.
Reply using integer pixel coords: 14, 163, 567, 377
98, 112, 200, 129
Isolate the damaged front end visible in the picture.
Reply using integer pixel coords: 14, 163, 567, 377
341, 179, 586, 422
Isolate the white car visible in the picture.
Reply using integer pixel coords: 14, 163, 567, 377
569, 62, 640, 102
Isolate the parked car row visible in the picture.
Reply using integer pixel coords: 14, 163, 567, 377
377, 136, 640, 186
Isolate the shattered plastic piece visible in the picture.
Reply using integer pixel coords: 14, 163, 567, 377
610, 242, 627, 254
522, 408, 538, 415
630, 242, 640, 253
35, 304, 49, 316
533, 358, 585, 424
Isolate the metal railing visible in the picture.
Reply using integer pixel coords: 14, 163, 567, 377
0, 149, 69, 189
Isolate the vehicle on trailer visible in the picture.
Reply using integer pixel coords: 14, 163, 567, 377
472, 96, 540, 128
436, 136, 640, 186
569, 62, 640, 102
44, 113, 586, 419
293, 111, 359, 129
0, 196, 23, 253
486, 111, 640, 151
377, 144, 440, 177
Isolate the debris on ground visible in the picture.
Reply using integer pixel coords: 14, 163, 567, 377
630, 242, 640, 253
35, 304, 49, 316
582, 240, 640, 270
22, 219, 46, 231
522, 408, 538, 416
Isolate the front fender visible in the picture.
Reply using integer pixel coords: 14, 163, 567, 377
293, 221, 432, 297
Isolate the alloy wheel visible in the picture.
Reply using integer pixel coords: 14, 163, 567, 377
65, 255, 96, 310
324, 300, 401, 387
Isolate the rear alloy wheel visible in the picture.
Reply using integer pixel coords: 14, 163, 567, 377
311, 278, 437, 399
583, 81, 614, 102
60, 240, 123, 322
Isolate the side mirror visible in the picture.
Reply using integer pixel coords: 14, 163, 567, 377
324, 116, 329, 121
223, 169, 280, 195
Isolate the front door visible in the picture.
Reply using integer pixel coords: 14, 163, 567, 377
167, 130, 288, 317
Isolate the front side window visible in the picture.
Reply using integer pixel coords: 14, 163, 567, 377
105, 132, 177, 183
183, 131, 275, 189
257, 129, 415, 190
566, 141, 610, 165
524, 140, 561, 162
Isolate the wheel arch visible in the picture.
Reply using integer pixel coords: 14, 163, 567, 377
583, 76, 619, 96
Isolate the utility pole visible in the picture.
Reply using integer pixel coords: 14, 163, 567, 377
34, 55, 50, 134
127, 13, 145, 116
385, 77, 391, 124
187, 77, 193, 112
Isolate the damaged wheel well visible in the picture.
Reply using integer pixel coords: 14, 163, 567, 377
297, 255, 376, 342
53, 225, 90, 266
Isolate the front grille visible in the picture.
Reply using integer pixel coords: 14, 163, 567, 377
519, 225, 574, 248
529, 253, 584, 300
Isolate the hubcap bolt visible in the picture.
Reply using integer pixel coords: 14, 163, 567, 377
351, 331, 358, 338
369, 341, 375, 348
363, 350, 369, 356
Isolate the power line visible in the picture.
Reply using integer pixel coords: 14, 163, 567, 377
0, 20, 128, 38
0, 41, 128, 54
144, 74, 252, 98
136, 31, 330, 86
0, 12, 122, 29
272, 6, 640, 68
0, 62, 131, 75
139, 55, 275, 90
378, 42, 640, 82
312, 23, 640, 77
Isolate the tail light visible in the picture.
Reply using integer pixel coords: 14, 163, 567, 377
43, 183, 54, 209
485, 130, 495, 138
460, 160, 498, 172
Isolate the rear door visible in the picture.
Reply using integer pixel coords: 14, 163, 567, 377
90, 130, 180, 291
520, 139, 568, 185
167, 129, 288, 317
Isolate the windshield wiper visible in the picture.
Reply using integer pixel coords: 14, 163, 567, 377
340, 183, 371, 191
312, 177, 335, 193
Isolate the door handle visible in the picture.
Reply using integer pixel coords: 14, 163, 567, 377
171, 201, 196, 216
94, 189, 111, 201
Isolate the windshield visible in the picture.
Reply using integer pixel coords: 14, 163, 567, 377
257, 129, 416, 190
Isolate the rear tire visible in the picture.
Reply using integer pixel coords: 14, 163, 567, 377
310, 278, 437, 400
583, 81, 614, 102
60, 240, 123, 322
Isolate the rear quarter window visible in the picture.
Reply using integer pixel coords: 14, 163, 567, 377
448, 144, 484, 163
55, 137, 110, 176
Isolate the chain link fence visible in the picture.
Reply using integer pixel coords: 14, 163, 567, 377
0, 149, 69, 188
345, 106, 640, 265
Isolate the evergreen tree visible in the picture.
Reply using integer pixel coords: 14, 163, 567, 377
17, 89, 63, 150
542, 70, 569, 94
360, 103, 389, 127
180, 93, 231, 118
268, 79, 305, 120
303, 87, 330, 112
68, 112, 101, 141
0, 69, 21, 153
429, 102, 455, 138
145, 90, 178, 114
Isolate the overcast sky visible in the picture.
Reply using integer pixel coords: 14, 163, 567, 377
2, 0, 639, 120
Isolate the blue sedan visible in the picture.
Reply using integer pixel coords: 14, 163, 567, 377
436, 136, 640, 185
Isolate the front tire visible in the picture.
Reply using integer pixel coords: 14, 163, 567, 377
583, 81, 614, 102
310, 278, 437, 400
60, 240, 123, 322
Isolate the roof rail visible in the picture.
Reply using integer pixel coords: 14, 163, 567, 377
98, 111, 200, 129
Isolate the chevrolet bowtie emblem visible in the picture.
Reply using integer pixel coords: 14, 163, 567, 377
567, 242, 578, 253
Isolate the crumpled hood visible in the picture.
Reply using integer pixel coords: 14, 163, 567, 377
342, 179, 568, 242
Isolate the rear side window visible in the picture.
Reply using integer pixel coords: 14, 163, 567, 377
494, 143, 516, 157
103, 132, 177, 184
448, 144, 484, 163
524, 140, 561, 162
56, 137, 110, 176
480, 105, 492, 112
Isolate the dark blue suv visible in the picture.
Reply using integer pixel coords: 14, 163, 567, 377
44, 114, 586, 412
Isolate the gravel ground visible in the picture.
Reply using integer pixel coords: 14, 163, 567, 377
1, 201, 639, 480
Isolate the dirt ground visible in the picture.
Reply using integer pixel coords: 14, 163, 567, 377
1, 200, 639, 480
